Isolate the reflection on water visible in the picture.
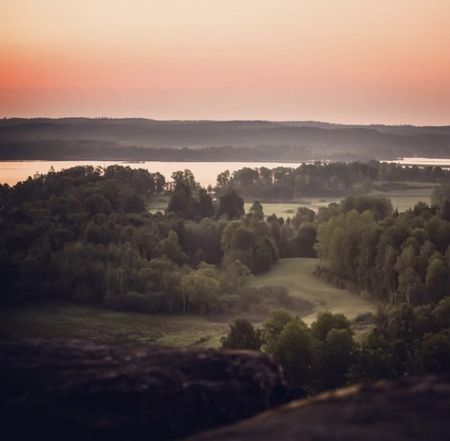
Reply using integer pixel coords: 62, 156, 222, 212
385, 157, 450, 167
0, 160, 303, 187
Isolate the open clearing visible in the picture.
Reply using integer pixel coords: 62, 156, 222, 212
245, 184, 435, 219
370, 184, 435, 212
0, 304, 228, 348
150, 182, 435, 218
0, 258, 376, 347
250, 258, 376, 325
245, 199, 340, 218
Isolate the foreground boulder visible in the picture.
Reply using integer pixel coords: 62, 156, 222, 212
188, 375, 450, 441
0, 340, 289, 440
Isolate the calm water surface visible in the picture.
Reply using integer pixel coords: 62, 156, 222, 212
0, 161, 303, 187
2, 157, 449, 187
385, 157, 450, 167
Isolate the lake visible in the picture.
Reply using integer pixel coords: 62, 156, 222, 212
0, 160, 303, 187
385, 157, 450, 167
2, 157, 450, 188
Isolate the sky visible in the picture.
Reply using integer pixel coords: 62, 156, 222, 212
1, 0, 450, 124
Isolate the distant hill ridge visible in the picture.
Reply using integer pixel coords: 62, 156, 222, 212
1, 118, 450, 161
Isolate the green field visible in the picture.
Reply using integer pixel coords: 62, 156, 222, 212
245, 199, 340, 218
370, 184, 435, 212
246, 183, 435, 219
0, 258, 376, 347
249, 258, 376, 325
148, 195, 170, 214
0, 304, 229, 347
150, 181, 435, 218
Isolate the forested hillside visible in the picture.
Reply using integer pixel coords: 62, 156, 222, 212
1, 118, 450, 160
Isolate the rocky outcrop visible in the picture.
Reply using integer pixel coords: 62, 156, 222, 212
188, 375, 450, 441
0, 340, 289, 441
2, 340, 449, 441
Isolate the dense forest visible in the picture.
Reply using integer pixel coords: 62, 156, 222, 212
220, 180, 450, 391
0, 165, 314, 313
222, 298, 450, 395
315, 185, 450, 305
2, 118, 450, 160
3, 162, 450, 311
2, 163, 450, 396
216, 161, 450, 199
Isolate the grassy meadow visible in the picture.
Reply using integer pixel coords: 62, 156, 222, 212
0, 303, 229, 348
369, 183, 435, 212
244, 199, 339, 218
148, 181, 435, 218
249, 258, 376, 325
245, 182, 436, 219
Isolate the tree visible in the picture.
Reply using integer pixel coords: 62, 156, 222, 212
262, 309, 296, 352
341, 195, 392, 220
158, 230, 185, 264
216, 170, 231, 188
253, 237, 277, 273
293, 207, 315, 227
195, 188, 214, 218
220, 259, 251, 293
84, 193, 112, 215
288, 223, 317, 257
311, 312, 352, 341
249, 201, 264, 221
167, 184, 192, 217
397, 267, 425, 305
431, 184, 450, 220
171, 169, 197, 192
315, 329, 356, 390
182, 267, 220, 312
217, 190, 244, 219
414, 329, 450, 374
270, 320, 314, 390
425, 258, 448, 302
221, 318, 263, 350
233, 167, 259, 187
432, 297, 450, 329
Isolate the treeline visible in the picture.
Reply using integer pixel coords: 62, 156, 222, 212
3, 118, 450, 159
222, 299, 450, 395
0, 141, 311, 162
0, 166, 315, 312
316, 187, 450, 305
219, 186, 450, 392
216, 161, 450, 199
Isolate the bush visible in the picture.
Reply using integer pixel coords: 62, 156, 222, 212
221, 318, 263, 350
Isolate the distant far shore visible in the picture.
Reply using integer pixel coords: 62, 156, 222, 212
2, 119, 450, 162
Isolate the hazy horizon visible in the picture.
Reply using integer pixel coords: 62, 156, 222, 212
2, 0, 450, 125
2, 116, 450, 128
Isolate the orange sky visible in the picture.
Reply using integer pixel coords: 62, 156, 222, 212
1, 0, 450, 124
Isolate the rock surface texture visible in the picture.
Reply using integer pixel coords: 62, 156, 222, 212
188, 375, 450, 441
0, 340, 289, 441
2, 340, 449, 441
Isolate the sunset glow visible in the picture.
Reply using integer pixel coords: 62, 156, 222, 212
1, 0, 450, 124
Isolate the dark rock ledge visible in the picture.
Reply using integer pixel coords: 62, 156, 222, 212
2, 339, 449, 441
0, 340, 289, 441
188, 374, 450, 441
